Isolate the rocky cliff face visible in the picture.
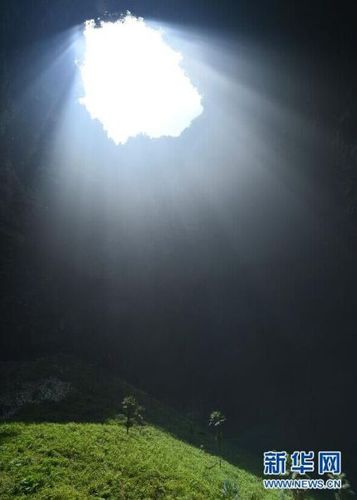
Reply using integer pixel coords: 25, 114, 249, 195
0, 375, 71, 419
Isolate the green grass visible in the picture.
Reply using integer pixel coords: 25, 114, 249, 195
0, 358, 303, 498
0, 421, 284, 499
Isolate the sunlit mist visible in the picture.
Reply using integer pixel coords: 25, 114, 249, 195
79, 14, 203, 145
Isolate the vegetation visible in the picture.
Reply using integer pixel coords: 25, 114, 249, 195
0, 422, 283, 499
209, 410, 226, 468
221, 478, 240, 499
327, 473, 355, 499
121, 395, 144, 434
0, 357, 290, 499
0, 358, 339, 499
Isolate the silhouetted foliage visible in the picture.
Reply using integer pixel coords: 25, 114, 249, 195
209, 410, 226, 467
328, 472, 355, 499
121, 395, 144, 434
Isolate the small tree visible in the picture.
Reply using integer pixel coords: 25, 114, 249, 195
209, 410, 226, 467
121, 396, 143, 434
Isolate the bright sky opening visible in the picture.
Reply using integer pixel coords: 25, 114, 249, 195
79, 14, 203, 145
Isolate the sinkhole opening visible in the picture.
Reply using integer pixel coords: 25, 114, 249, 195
79, 13, 203, 145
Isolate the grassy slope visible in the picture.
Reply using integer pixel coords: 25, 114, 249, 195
0, 421, 284, 499
0, 358, 295, 499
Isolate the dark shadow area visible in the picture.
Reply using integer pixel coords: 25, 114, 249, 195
0, 427, 19, 446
